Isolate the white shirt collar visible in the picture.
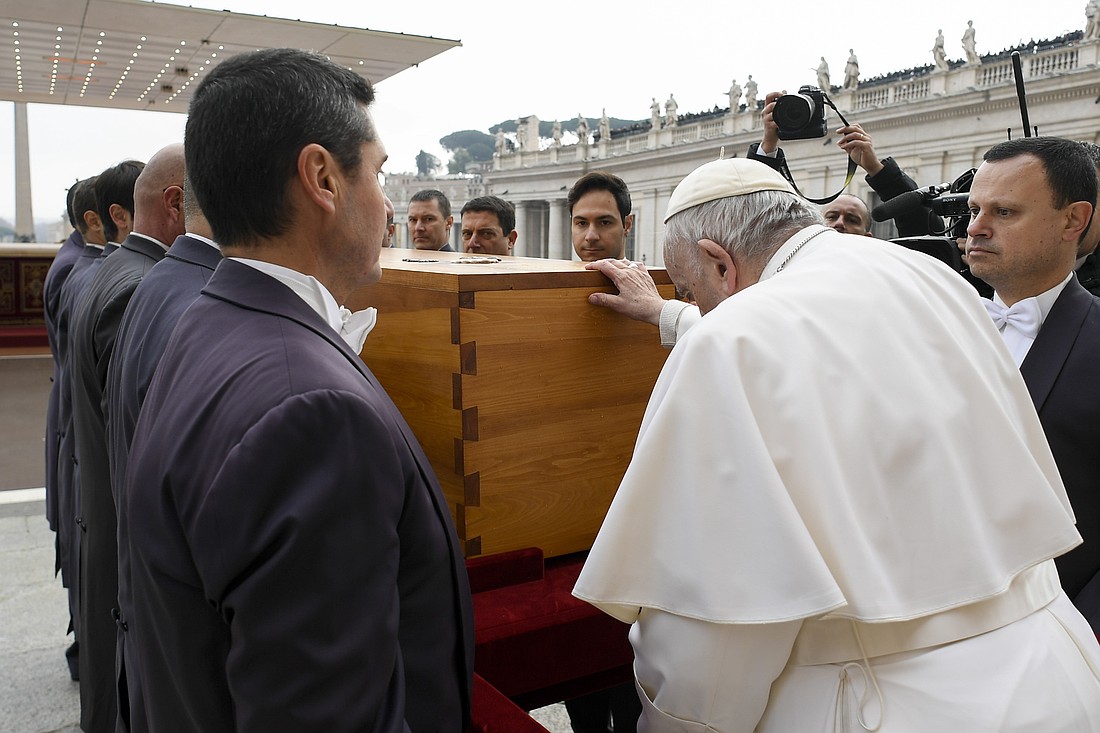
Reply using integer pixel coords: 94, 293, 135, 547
130, 231, 170, 252
184, 232, 220, 251
228, 258, 376, 352
991, 271, 1073, 331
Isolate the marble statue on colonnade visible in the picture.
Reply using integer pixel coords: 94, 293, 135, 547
843, 50, 859, 90
962, 21, 981, 65
744, 76, 758, 109
816, 58, 830, 91
728, 79, 742, 112
933, 30, 949, 71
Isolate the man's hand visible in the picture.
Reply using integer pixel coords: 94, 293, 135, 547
585, 258, 667, 326
836, 124, 884, 176
758, 91, 785, 154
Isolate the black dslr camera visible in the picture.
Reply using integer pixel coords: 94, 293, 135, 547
774, 85, 828, 140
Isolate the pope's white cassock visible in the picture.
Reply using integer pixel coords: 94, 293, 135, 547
574, 225, 1100, 732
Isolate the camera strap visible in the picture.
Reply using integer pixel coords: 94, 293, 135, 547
775, 97, 858, 205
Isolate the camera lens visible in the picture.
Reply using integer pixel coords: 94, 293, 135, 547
774, 94, 812, 129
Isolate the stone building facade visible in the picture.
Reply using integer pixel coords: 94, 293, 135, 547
476, 34, 1100, 265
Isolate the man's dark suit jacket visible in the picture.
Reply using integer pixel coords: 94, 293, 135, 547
44, 229, 85, 537
105, 234, 221, 733
55, 243, 114, 626
1019, 278, 1100, 628
1077, 252, 1100, 297
124, 259, 474, 732
70, 233, 165, 733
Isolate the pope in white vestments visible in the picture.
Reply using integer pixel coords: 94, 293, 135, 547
574, 158, 1100, 732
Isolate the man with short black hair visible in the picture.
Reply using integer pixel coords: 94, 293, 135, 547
93, 160, 145, 246
461, 195, 517, 255
563, 170, 643, 733
966, 136, 1100, 628
123, 48, 472, 732
1073, 140, 1100, 296
407, 189, 454, 251
568, 171, 634, 262
44, 179, 89, 541
53, 166, 133, 691
42, 176, 95, 680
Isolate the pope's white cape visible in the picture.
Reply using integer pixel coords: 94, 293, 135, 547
574, 225, 1079, 625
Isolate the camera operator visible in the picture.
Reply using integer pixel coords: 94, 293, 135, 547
748, 90, 941, 237
1075, 141, 1100, 297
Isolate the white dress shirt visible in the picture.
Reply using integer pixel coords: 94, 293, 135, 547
229, 258, 377, 353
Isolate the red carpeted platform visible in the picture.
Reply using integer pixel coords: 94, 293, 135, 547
467, 548, 634, 712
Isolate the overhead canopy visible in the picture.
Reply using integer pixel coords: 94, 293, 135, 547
0, 0, 460, 114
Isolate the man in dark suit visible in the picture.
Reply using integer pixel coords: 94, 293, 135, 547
70, 145, 185, 733
44, 179, 88, 539
1074, 142, 1100, 297
43, 177, 96, 677
966, 136, 1100, 628
123, 48, 473, 732
105, 186, 219, 733
53, 168, 128, 683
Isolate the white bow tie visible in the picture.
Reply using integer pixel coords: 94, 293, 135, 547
337, 306, 377, 353
983, 298, 1041, 340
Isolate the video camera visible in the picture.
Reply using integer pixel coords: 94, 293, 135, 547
875, 168, 992, 297
774, 85, 828, 140
871, 168, 975, 239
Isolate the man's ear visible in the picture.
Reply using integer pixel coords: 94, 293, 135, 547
297, 143, 338, 215
623, 212, 635, 234
109, 203, 131, 231
697, 238, 738, 295
506, 229, 518, 254
83, 209, 102, 236
164, 185, 184, 225
1066, 201, 1094, 245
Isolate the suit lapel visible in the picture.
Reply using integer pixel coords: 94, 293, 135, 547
1020, 279, 1093, 411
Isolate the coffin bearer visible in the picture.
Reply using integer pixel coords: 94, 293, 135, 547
568, 171, 634, 262
122, 48, 473, 732
70, 145, 184, 733
575, 157, 1100, 731
461, 195, 517, 255
407, 189, 455, 251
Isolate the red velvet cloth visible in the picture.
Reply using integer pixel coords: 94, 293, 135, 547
467, 673, 550, 733
0, 325, 47, 349
469, 550, 634, 711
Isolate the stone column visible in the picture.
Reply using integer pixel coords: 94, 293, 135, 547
14, 103, 34, 241
513, 200, 529, 257
548, 198, 568, 260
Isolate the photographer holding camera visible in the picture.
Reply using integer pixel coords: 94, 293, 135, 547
748, 90, 940, 238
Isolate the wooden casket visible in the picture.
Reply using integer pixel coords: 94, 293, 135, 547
347, 249, 676, 558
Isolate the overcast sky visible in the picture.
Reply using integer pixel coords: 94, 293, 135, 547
0, 0, 1087, 224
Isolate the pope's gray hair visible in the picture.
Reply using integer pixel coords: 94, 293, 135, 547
664, 190, 824, 275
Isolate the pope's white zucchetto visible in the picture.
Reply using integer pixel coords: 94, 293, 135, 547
664, 158, 796, 223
